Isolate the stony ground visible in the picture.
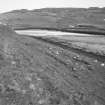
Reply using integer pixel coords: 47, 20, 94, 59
0, 25, 105, 105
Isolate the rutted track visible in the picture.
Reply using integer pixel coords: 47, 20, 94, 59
31, 36, 105, 62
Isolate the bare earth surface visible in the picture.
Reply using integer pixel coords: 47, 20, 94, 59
16, 30, 105, 56
0, 25, 105, 105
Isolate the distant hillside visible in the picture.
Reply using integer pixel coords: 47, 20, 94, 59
0, 7, 105, 34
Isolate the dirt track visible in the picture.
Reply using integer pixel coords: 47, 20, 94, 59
0, 25, 105, 105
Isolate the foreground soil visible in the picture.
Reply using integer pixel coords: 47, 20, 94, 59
0, 25, 105, 105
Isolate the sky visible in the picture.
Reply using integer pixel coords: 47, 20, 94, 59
0, 0, 105, 13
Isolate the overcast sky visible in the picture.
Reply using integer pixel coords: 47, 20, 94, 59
0, 0, 105, 13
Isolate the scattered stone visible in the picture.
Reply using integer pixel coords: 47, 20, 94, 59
101, 63, 105, 67
93, 59, 98, 63
77, 55, 80, 58
11, 61, 16, 65
29, 83, 36, 90
55, 51, 59, 55
75, 63, 79, 65
38, 99, 46, 104
49, 47, 52, 50
72, 67, 77, 71
73, 56, 77, 59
